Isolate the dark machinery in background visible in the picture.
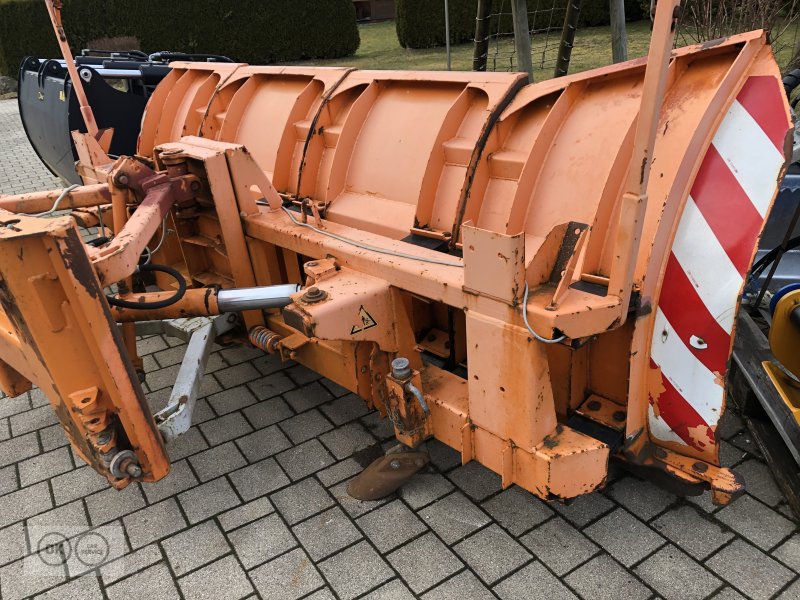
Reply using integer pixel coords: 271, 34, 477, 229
17, 50, 231, 184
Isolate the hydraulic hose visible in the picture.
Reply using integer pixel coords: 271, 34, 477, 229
106, 263, 187, 310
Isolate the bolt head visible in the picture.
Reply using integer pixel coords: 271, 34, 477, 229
301, 286, 327, 303
392, 357, 410, 370
389, 460, 401, 470
391, 357, 412, 380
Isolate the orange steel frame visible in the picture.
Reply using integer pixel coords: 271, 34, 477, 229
0, 0, 791, 501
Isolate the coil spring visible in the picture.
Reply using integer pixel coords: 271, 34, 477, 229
249, 326, 281, 354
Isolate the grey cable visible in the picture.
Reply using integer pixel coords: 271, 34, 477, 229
522, 281, 566, 344
31, 184, 80, 217
96, 204, 107, 239
271, 204, 563, 343
276, 204, 465, 268
143, 215, 169, 265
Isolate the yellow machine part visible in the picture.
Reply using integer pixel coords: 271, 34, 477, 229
766, 289, 800, 421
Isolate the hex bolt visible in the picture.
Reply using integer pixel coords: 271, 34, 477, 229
391, 357, 411, 381
115, 173, 130, 187
301, 286, 327, 304
126, 463, 142, 478
389, 460, 401, 470
692, 461, 708, 474
654, 446, 668, 459
96, 431, 112, 446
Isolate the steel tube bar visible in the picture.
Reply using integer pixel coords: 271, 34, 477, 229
0, 184, 111, 214
216, 284, 301, 312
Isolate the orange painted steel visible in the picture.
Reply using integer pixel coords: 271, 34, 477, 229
0, 0, 791, 501
0, 213, 169, 486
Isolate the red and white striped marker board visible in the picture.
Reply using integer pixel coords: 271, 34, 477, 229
648, 76, 789, 460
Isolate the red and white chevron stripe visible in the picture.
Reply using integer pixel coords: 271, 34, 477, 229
648, 76, 787, 458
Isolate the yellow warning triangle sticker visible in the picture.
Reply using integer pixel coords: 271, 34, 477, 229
350, 305, 378, 335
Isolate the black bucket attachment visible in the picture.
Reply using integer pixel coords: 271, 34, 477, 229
17, 55, 171, 184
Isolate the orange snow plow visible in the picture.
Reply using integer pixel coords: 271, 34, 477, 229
0, 0, 791, 503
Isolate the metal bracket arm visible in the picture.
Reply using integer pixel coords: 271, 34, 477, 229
152, 315, 237, 442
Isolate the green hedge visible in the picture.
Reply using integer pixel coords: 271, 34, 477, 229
0, 0, 360, 77
396, 0, 645, 49
397, 0, 479, 48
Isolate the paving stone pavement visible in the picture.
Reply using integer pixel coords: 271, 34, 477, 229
1, 97, 799, 599
0, 100, 61, 194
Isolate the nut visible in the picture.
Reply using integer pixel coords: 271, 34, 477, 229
301, 286, 327, 304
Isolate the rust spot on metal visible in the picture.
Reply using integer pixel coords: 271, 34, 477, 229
687, 424, 714, 450
700, 36, 730, 50
60, 229, 101, 299
713, 371, 724, 387
648, 363, 666, 417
